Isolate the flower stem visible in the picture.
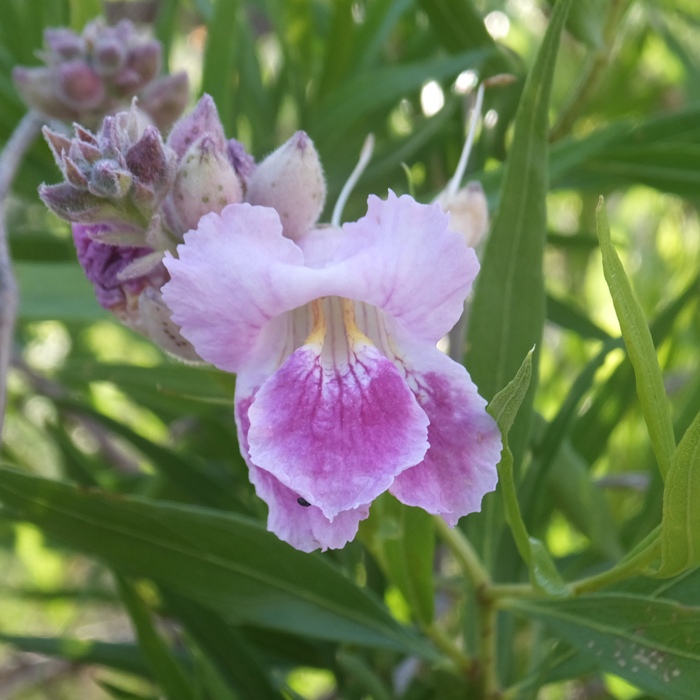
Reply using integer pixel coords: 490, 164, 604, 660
434, 517, 491, 590
424, 622, 472, 675
0, 110, 44, 440
571, 533, 660, 594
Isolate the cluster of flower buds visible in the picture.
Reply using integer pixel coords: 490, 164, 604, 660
40, 96, 254, 360
13, 19, 188, 130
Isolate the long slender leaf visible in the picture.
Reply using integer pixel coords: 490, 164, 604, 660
0, 467, 438, 659
468, 0, 573, 467
657, 411, 700, 576
509, 594, 700, 699
596, 197, 675, 478
116, 575, 196, 700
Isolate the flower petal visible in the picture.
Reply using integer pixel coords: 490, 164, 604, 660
334, 192, 478, 342
236, 394, 369, 552
246, 340, 429, 520
248, 466, 370, 552
388, 334, 502, 526
162, 203, 311, 372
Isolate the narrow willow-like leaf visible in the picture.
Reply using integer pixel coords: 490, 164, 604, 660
364, 496, 435, 626
468, 0, 573, 467
596, 197, 675, 478
657, 411, 700, 577
0, 634, 154, 678
16, 262, 104, 322
0, 468, 437, 659
510, 594, 700, 699
488, 351, 566, 595
201, 0, 239, 130
164, 593, 284, 700
116, 576, 196, 700
418, 0, 496, 54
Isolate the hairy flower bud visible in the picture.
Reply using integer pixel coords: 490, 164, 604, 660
246, 131, 326, 241
40, 102, 176, 239
436, 181, 489, 249
167, 94, 226, 159
169, 136, 244, 233
138, 73, 189, 132
13, 18, 188, 129
162, 95, 246, 237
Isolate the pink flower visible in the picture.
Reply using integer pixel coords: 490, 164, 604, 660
162, 192, 501, 552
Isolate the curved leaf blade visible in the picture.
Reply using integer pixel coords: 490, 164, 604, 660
0, 467, 437, 659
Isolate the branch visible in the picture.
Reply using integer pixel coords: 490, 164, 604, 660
0, 111, 44, 441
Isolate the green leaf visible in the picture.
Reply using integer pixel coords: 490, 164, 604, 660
657, 411, 700, 577
164, 592, 284, 700
201, 0, 240, 130
488, 351, 567, 596
487, 349, 533, 437
509, 594, 700, 699
0, 634, 154, 678
417, 0, 496, 54
363, 495, 435, 626
0, 467, 437, 659
467, 0, 574, 467
313, 50, 489, 144
16, 262, 105, 322
546, 292, 613, 341
69, 0, 101, 30
116, 576, 196, 700
596, 197, 675, 478
53, 398, 231, 509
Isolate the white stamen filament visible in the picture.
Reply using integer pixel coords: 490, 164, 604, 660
446, 82, 485, 198
331, 133, 375, 227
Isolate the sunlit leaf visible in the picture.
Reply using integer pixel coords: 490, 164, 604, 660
510, 594, 700, 699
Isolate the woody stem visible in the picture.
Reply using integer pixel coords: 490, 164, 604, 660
0, 110, 44, 441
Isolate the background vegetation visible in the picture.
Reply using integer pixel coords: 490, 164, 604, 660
1, 0, 699, 698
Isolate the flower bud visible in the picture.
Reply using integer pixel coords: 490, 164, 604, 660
114, 41, 160, 94
125, 126, 175, 202
138, 72, 189, 131
43, 28, 86, 61
87, 159, 133, 199
167, 94, 226, 159
246, 131, 326, 241
436, 181, 489, 249
12, 66, 75, 121
72, 223, 165, 314
226, 138, 256, 188
13, 18, 187, 129
138, 287, 200, 361
168, 136, 244, 234
93, 37, 127, 76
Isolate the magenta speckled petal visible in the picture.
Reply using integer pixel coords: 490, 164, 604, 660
334, 192, 478, 343
389, 334, 502, 526
162, 203, 311, 373
247, 341, 429, 520
249, 466, 370, 552
236, 394, 370, 552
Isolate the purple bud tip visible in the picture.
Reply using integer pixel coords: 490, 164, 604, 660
226, 139, 256, 182
292, 131, 309, 151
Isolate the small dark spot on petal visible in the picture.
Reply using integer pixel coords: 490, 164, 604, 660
297, 497, 311, 507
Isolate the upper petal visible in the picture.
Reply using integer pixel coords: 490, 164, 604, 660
162, 203, 312, 372
246, 338, 429, 520
388, 331, 502, 526
333, 192, 478, 342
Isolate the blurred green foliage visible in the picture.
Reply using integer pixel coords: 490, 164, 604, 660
1, 0, 700, 698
